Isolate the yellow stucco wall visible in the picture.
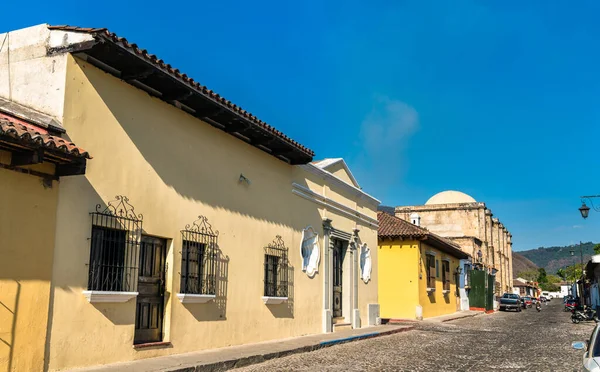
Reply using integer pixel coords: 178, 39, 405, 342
378, 240, 419, 319
377, 238, 461, 320
326, 162, 356, 187
0, 152, 59, 372
43, 55, 378, 371
418, 242, 460, 318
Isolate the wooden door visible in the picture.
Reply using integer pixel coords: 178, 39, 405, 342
332, 239, 345, 318
134, 236, 166, 344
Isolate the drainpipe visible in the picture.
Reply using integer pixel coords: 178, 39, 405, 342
323, 218, 332, 333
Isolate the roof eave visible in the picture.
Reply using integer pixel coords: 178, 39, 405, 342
48, 26, 313, 165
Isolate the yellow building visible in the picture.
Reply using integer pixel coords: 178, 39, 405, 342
377, 212, 469, 320
0, 24, 380, 371
0, 108, 90, 372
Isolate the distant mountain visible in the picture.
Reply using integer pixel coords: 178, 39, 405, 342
378, 205, 395, 214
512, 252, 538, 276
517, 241, 596, 274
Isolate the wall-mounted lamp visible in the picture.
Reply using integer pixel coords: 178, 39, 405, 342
455, 267, 462, 274
238, 174, 251, 186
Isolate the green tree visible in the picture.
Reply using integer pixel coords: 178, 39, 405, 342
538, 268, 548, 283
546, 274, 561, 284
595, 243, 600, 255
556, 268, 567, 281
540, 283, 560, 292
517, 269, 539, 282
565, 263, 584, 281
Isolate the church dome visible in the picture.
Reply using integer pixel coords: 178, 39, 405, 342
425, 190, 476, 205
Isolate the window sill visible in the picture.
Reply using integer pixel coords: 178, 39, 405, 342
426, 288, 436, 294
82, 290, 138, 303
133, 341, 172, 350
262, 296, 288, 304
176, 293, 216, 304
442, 290, 451, 295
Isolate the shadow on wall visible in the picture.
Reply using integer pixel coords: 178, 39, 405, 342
427, 292, 436, 304
185, 250, 230, 321
266, 265, 295, 319
0, 280, 19, 372
81, 59, 317, 230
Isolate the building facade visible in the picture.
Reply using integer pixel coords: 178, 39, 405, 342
377, 212, 469, 320
0, 24, 380, 371
394, 191, 514, 296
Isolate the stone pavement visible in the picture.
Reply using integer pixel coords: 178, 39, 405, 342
236, 300, 594, 371
68, 324, 414, 372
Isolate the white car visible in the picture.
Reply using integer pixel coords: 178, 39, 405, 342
573, 323, 600, 371
541, 291, 553, 300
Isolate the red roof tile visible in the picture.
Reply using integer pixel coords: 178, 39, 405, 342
48, 25, 314, 159
0, 118, 90, 159
378, 211, 469, 259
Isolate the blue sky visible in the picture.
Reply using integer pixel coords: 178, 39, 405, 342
3, 1, 600, 251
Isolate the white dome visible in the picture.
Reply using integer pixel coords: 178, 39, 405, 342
425, 190, 476, 205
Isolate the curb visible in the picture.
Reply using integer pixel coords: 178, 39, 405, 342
166, 326, 416, 372
441, 312, 484, 323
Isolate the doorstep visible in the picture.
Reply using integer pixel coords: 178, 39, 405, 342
68, 324, 414, 372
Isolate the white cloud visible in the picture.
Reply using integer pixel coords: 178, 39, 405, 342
360, 96, 419, 154
354, 96, 419, 195
573, 225, 583, 229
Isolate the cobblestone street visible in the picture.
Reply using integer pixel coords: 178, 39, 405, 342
235, 301, 594, 371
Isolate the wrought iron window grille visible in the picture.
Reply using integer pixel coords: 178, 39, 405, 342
88, 196, 143, 292
264, 235, 289, 298
180, 216, 218, 295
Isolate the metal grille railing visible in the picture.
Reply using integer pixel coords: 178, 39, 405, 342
180, 216, 218, 295
88, 196, 142, 292
264, 236, 288, 297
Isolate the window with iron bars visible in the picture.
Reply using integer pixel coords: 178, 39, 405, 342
180, 216, 218, 295
264, 236, 288, 298
88, 196, 142, 292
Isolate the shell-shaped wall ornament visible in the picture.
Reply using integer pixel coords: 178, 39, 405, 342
300, 226, 320, 278
360, 243, 372, 283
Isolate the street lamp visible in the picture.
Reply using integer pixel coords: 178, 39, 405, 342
579, 195, 600, 218
580, 203, 590, 219
570, 241, 584, 268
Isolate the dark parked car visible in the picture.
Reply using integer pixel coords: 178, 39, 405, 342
522, 296, 533, 308
499, 293, 522, 312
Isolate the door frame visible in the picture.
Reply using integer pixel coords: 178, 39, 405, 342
134, 235, 168, 345
322, 220, 360, 332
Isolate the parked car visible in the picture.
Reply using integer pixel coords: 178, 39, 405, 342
522, 296, 533, 308
499, 293, 522, 312
572, 323, 600, 371
542, 291, 553, 300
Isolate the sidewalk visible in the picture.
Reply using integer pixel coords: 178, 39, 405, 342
69, 324, 414, 372
388, 309, 486, 325
423, 309, 485, 323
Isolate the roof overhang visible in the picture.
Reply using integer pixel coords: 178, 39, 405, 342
47, 25, 314, 165
0, 118, 89, 177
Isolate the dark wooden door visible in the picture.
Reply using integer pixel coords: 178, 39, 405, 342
134, 236, 166, 344
332, 239, 345, 318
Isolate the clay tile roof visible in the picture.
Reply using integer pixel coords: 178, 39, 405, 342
0, 118, 90, 159
378, 211, 428, 239
377, 211, 469, 259
47, 25, 314, 159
